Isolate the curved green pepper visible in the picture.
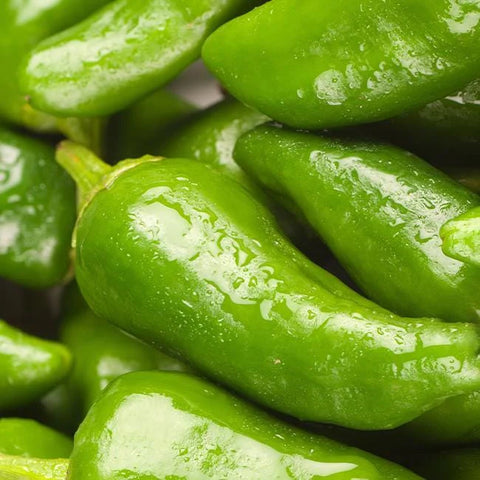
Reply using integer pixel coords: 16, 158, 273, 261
41, 283, 188, 431
21, 0, 259, 117
0, 321, 71, 411
70, 371, 421, 480
0, 454, 69, 480
106, 89, 197, 163
369, 79, 480, 165
159, 97, 268, 185
202, 0, 480, 129
0, 418, 72, 458
234, 125, 480, 323
441, 206, 480, 267
0, 0, 110, 148
57, 142, 480, 430
0, 126, 76, 288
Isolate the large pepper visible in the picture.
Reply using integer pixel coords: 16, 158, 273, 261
234, 124, 480, 324
21, 0, 260, 118
0, 127, 76, 288
202, 0, 480, 129
41, 283, 189, 432
69, 371, 421, 480
0, 0, 110, 148
441, 206, 480, 267
57, 142, 480, 430
0, 321, 71, 411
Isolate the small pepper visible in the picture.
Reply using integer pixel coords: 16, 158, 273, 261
234, 124, 480, 323
441, 206, 480, 267
69, 371, 421, 480
0, 126, 76, 288
0, 321, 71, 411
57, 141, 480, 430
202, 0, 480, 129
21, 0, 260, 117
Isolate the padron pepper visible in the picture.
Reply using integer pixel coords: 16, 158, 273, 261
41, 283, 188, 431
58, 141, 480, 430
21, 0, 260, 118
0, 0, 110, 148
0, 418, 72, 458
441, 206, 480, 267
0, 126, 76, 288
202, 0, 480, 129
0, 321, 71, 411
69, 371, 421, 480
0, 454, 69, 480
234, 124, 480, 324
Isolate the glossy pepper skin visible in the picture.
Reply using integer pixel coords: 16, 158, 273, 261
234, 125, 480, 324
0, 418, 72, 458
369, 79, 480, 165
106, 89, 197, 163
0, 321, 71, 411
58, 143, 480, 430
70, 371, 421, 480
202, 0, 480, 129
0, 454, 69, 480
160, 97, 268, 185
0, 0, 109, 147
41, 283, 188, 431
0, 127, 76, 288
21, 0, 260, 117
441, 206, 480, 267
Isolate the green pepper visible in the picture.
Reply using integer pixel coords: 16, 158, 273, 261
0, 454, 69, 480
0, 418, 72, 458
368, 79, 480, 165
0, 0, 110, 148
41, 283, 188, 431
0, 321, 71, 411
21, 0, 259, 118
441, 207, 480, 268
70, 371, 421, 480
57, 141, 480, 430
0, 126, 76, 288
202, 0, 480, 129
234, 124, 480, 324
159, 97, 268, 186
405, 448, 480, 480
106, 89, 197, 164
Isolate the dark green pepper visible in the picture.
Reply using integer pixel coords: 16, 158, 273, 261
0, 0, 110, 148
0, 418, 72, 458
234, 125, 480, 323
106, 89, 197, 163
0, 321, 71, 411
41, 283, 188, 431
441, 206, 480, 267
58, 142, 480, 430
70, 371, 421, 480
0, 126, 76, 288
21, 0, 259, 117
368, 79, 480, 165
202, 0, 480, 129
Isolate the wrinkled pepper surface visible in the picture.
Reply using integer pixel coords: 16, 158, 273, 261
21, 0, 259, 117
234, 125, 480, 323
0, 321, 71, 411
202, 0, 480, 129
0, 127, 76, 288
441, 206, 480, 267
58, 142, 480, 430
70, 371, 421, 480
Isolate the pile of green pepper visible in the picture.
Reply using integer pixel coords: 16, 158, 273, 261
1, 1, 480, 479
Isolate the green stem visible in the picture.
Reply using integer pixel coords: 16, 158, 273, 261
56, 140, 111, 211
57, 117, 106, 156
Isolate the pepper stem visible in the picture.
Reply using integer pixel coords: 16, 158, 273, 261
56, 140, 111, 210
